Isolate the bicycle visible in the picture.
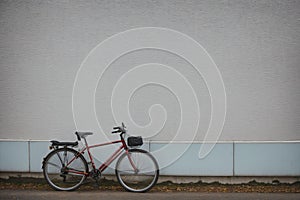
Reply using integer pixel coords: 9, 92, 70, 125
42, 123, 159, 192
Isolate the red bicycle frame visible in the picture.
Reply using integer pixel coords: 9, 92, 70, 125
65, 135, 137, 176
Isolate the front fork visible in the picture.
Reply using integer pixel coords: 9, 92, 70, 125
126, 150, 139, 174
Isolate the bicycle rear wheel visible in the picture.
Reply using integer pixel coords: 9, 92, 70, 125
42, 148, 88, 191
115, 149, 159, 192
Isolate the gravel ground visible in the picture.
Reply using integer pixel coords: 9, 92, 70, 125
1, 177, 300, 193
1, 190, 300, 200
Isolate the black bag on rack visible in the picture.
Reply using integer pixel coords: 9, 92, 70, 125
127, 136, 143, 147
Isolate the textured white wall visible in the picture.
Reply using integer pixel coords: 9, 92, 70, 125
0, 0, 299, 141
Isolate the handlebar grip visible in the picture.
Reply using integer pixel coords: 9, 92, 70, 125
112, 130, 120, 134
113, 127, 120, 130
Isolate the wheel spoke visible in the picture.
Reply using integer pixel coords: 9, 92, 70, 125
118, 170, 135, 174
55, 152, 64, 166
47, 161, 61, 169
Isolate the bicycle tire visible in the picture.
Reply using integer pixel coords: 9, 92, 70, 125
115, 149, 159, 192
42, 147, 88, 191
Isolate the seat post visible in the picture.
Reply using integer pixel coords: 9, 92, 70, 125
83, 137, 89, 148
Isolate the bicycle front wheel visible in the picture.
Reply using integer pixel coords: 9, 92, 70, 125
115, 149, 159, 192
42, 148, 88, 191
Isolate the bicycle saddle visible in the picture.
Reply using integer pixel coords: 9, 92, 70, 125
75, 132, 93, 141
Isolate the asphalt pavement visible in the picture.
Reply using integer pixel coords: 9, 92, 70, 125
1, 190, 300, 200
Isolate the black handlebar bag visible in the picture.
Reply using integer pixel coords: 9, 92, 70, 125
127, 136, 143, 147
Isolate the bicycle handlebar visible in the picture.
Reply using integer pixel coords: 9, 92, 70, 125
111, 122, 127, 134
112, 130, 119, 134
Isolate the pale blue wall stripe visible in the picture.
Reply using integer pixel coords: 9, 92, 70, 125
150, 143, 233, 176
1, 140, 300, 176
0, 141, 29, 172
234, 142, 300, 176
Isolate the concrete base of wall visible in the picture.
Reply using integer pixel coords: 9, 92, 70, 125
157, 176, 300, 184
1, 172, 299, 184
